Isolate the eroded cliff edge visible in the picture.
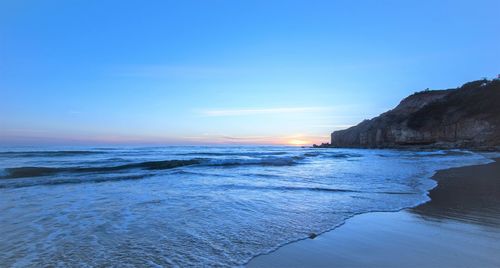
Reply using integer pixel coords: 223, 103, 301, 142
329, 79, 500, 150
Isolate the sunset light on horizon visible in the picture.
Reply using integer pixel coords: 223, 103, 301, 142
1, 1, 499, 146
1, 1, 500, 267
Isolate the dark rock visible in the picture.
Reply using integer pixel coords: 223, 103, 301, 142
313, 143, 331, 148
308, 232, 318, 239
331, 79, 500, 150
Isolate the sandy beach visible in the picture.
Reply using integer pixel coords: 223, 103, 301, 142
248, 158, 500, 267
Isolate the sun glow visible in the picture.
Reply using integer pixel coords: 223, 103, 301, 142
287, 139, 310, 146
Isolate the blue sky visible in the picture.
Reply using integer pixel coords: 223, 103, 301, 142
1, 0, 499, 145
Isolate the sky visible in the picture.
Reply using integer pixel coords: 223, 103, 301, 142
1, 0, 499, 146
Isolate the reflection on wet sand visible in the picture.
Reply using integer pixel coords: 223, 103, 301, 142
411, 158, 500, 227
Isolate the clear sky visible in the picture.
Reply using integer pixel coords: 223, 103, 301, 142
1, 0, 499, 145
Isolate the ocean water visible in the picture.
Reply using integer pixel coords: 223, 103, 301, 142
0, 146, 495, 267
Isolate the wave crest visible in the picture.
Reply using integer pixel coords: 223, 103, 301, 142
3, 159, 200, 179
203, 156, 301, 167
0, 150, 103, 157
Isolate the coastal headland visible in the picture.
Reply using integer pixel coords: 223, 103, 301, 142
315, 78, 500, 150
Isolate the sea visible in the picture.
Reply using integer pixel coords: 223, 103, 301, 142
0, 146, 496, 267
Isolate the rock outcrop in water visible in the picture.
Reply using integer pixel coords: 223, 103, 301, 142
328, 78, 500, 150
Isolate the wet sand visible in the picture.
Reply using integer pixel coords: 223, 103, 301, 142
247, 158, 500, 267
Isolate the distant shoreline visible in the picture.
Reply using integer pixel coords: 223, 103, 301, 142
312, 143, 500, 152
248, 158, 500, 267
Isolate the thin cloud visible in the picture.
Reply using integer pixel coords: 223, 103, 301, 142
181, 134, 278, 143
199, 107, 332, 117
180, 134, 328, 145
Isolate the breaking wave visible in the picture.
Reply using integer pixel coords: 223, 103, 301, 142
0, 150, 372, 180
0, 150, 105, 157
3, 159, 201, 179
177, 151, 289, 156
203, 156, 303, 167
0, 174, 154, 189
0, 146, 495, 267
219, 184, 417, 194
1, 156, 305, 179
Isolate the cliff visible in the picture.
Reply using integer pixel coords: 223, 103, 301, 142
330, 78, 500, 150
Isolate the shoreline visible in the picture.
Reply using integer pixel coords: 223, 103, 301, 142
247, 158, 500, 267
312, 143, 500, 152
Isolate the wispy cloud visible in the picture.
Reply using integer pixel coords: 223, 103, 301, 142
181, 134, 328, 145
199, 107, 332, 117
182, 134, 278, 144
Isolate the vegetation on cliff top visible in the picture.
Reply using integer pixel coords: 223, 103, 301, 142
317, 77, 500, 149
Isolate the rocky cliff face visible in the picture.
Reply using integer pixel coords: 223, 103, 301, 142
330, 79, 500, 149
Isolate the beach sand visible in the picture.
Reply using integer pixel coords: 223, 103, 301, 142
247, 158, 500, 267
